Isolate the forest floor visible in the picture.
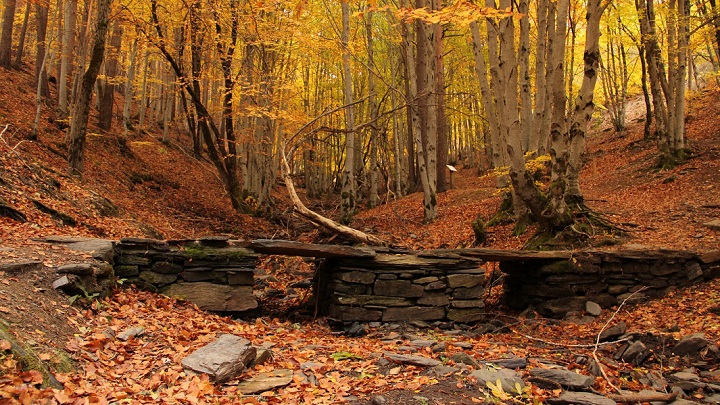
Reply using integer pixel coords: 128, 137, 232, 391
0, 65, 719, 404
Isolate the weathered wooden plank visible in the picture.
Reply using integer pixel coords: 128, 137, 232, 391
437, 248, 573, 262
249, 239, 376, 258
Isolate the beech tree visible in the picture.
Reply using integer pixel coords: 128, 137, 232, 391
0, 0, 16, 68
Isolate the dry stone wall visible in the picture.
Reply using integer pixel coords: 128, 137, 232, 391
319, 250, 487, 323
501, 248, 720, 318
114, 237, 259, 314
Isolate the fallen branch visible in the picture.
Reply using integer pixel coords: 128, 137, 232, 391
606, 392, 677, 403
279, 147, 386, 246
592, 287, 648, 394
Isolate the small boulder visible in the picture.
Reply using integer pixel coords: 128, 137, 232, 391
672, 333, 709, 356
585, 301, 602, 316
620, 341, 650, 365
384, 353, 441, 367
181, 334, 256, 383
530, 368, 594, 390
471, 367, 525, 394
599, 322, 627, 342
117, 327, 145, 341
237, 369, 293, 394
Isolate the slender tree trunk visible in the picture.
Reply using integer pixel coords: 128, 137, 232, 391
340, 0, 356, 222
434, 10, 447, 193
123, 31, 138, 137
366, 9, 379, 207
67, 0, 113, 175
13, 1, 30, 67
58, 0, 77, 119
98, 20, 122, 130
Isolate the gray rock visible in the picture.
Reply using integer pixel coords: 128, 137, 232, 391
417, 292, 450, 306
163, 282, 258, 313
483, 357, 527, 369
620, 341, 650, 365
471, 367, 525, 393
446, 274, 484, 288
599, 322, 627, 342
335, 271, 376, 285
181, 334, 256, 383
546, 392, 615, 405
57, 263, 94, 276
446, 308, 485, 323
139, 271, 177, 285
427, 365, 460, 377
384, 353, 441, 367
530, 368, 594, 389
151, 261, 184, 274
451, 352, 480, 368
0, 260, 42, 273
409, 339, 436, 348
249, 348, 273, 367
537, 297, 587, 318
67, 239, 114, 263
117, 327, 145, 341
237, 369, 293, 394
585, 301, 602, 316
383, 307, 444, 322
374, 280, 424, 298
672, 333, 709, 356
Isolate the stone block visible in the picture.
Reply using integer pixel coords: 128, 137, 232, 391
115, 265, 139, 277
446, 308, 485, 323
377, 274, 398, 280
163, 282, 258, 312
417, 292, 450, 306
334, 294, 412, 307
328, 305, 382, 321
383, 306, 445, 322
179, 269, 215, 282
607, 284, 628, 295
117, 255, 151, 266
374, 280, 424, 298
227, 271, 254, 285
649, 263, 678, 276
450, 299, 485, 309
151, 261, 184, 274
139, 271, 177, 286
452, 284, 485, 299
446, 274, 484, 288
329, 280, 368, 295
685, 262, 703, 280
335, 271, 376, 285
424, 280, 447, 291
414, 276, 439, 284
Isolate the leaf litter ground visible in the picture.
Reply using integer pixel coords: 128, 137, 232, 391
0, 68, 719, 403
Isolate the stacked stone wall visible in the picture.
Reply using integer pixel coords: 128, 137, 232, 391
320, 251, 487, 323
502, 249, 720, 318
114, 237, 259, 314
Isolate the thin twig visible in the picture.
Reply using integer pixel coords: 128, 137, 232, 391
592, 286, 648, 394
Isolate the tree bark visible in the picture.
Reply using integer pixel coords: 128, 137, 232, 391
340, 0, 356, 222
13, 0, 30, 67
34, 1, 50, 100
67, 0, 113, 175
97, 20, 122, 130
0, 0, 16, 68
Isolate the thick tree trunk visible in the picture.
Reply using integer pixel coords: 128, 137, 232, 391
34, 2, 50, 100
58, 0, 77, 119
340, 0, 356, 222
67, 0, 112, 175
0, 0, 16, 68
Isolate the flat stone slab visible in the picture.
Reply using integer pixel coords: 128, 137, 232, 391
237, 369, 293, 394
163, 282, 258, 313
703, 219, 720, 231
384, 353, 441, 367
546, 392, 615, 405
181, 334, 256, 383
35, 236, 114, 263
0, 261, 42, 273
530, 368, 594, 389
441, 248, 572, 262
249, 239, 376, 258
471, 367, 525, 393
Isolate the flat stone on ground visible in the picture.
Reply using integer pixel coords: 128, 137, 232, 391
546, 391, 615, 405
237, 369, 293, 394
384, 353, 441, 367
181, 334, 256, 383
529, 368, 594, 389
470, 367, 525, 393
